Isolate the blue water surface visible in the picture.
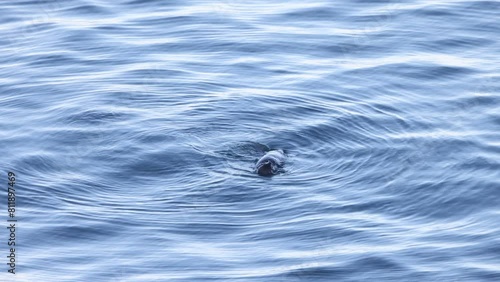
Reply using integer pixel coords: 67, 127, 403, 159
1, 0, 499, 281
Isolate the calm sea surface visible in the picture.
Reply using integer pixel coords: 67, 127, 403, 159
1, 0, 499, 281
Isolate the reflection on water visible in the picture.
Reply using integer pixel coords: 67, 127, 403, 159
1, 0, 499, 281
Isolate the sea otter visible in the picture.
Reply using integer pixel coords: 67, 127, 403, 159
255, 149, 286, 176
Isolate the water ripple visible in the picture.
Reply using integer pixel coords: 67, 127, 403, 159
1, 0, 499, 281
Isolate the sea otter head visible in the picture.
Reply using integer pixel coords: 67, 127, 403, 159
256, 160, 275, 176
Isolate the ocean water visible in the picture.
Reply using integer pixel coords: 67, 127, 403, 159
1, 0, 499, 281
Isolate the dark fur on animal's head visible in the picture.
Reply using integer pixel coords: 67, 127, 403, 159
255, 149, 286, 176
257, 161, 274, 176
